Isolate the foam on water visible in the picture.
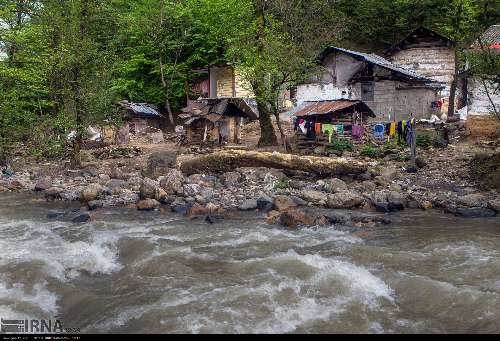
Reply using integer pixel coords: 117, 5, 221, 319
0, 279, 59, 315
0, 220, 122, 281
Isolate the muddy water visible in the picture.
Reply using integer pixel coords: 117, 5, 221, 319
0, 193, 499, 334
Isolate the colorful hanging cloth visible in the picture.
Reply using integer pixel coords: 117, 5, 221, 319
315, 122, 322, 136
389, 122, 396, 137
352, 125, 364, 140
322, 124, 335, 143
373, 123, 385, 139
336, 124, 344, 135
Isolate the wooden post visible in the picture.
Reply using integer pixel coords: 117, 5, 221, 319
408, 113, 417, 173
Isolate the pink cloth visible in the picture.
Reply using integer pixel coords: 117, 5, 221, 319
352, 125, 364, 139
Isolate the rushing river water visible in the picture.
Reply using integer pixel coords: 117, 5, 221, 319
0, 193, 499, 334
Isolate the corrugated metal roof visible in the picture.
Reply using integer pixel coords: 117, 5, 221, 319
322, 47, 436, 82
293, 100, 375, 118
119, 101, 164, 118
475, 25, 500, 47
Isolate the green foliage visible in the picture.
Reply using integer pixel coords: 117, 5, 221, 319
416, 132, 434, 149
273, 178, 290, 190
360, 144, 379, 158
328, 139, 354, 153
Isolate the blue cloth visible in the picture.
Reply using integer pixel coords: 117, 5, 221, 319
373, 124, 385, 139
406, 120, 414, 145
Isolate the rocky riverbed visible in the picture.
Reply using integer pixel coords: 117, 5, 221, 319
1, 142, 499, 229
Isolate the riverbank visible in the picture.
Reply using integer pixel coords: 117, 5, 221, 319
1, 139, 499, 228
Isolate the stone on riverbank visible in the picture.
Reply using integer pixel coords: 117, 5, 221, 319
239, 199, 258, 211
273, 196, 297, 212
454, 207, 496, 218
279, 209, 315, 229
139, 178, 159, 199
326, 191, 364, 209
34, 178, 51, 192
81, 183, 105, 202
137, 199, 160, 211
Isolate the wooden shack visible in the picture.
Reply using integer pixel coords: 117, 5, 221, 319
291, 100, 375, 152
180, 98, 259, 145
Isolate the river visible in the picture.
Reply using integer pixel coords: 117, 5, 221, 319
0, 193, 499, 334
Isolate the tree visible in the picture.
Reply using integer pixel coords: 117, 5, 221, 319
230, 0, 346, 147
39, 0, 119, 167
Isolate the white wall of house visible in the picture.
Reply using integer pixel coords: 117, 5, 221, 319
389, 46, 455, 96
468, 78, 500, 116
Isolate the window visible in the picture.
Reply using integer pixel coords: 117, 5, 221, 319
361, 82, 374, 101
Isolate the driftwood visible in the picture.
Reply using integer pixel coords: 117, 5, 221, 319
179, 150, 368, 177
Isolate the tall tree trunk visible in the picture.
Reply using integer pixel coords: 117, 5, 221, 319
448, 48, 459, 118
254, 0, 278, 146
256, 100, 278, 147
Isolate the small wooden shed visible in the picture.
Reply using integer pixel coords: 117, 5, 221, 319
180, 98, 259, 145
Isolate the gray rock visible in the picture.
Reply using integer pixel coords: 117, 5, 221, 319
457, 193, 487, 208
106, 179, 128, 190
81, 183, 105, 202
455, 207, 496, 218
87, 200, 104, 211
35, 178, 51, 192
221, 172, 241, 186
327, 190, 364, 209
183, 183, 202, 197
239, 199, 258, 211
139, 178, 159, 199
323, 178, 348, 193
47, 210, 66, 219
137, 199, 160, 211
290, 196, 308, 206
159, 169, 185, 195
72, 213, 91, 224
45, 187, 63, 201
488, 199, 500, 213
144, 152, 177, 178
300, 190, 326, 204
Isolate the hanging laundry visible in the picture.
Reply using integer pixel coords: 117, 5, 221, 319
389, 122, 396, 137
385, 123, 391, 136
406, 120, 414, 145
373, 124, 385, 139
305, 121, 315, 139
322, 124, 335, 143
298, 119, 306, 134
397, 121, 403, 144
352, 125, 364, 140
336, 124, 344, 135
315, 122, 322, 136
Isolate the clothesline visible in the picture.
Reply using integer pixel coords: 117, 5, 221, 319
294, 117, 417, 145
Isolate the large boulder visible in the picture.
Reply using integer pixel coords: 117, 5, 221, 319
221, 171, 241, 186
183, 183, 202, 197
300, 190, 327, 205
488, 199, 500, 213
45, 187, 63, 200
273, 195, 298, 212
457, 193, 487, 208
326, 190, 364, 209
81, 183, 105, 202
279, 209, 315, 229
137, 199, 160, 211
387, 191, 407, 211
144, 151, 177, 178
7, 180, 24, 191
159, 169, 185, 195
139, 178, 159, 199
239, 199, 258, 211
323, 178, 348, 193
455, 207, 496, 218
35, 178, 51, 192
186, 203, 209, 218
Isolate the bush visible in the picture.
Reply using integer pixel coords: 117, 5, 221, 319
360, 144, 378, 158
329, 139, 354, 152
416, 133, 433, 149
273, 178, 289, 190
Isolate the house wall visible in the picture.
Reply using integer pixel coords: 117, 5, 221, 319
209, 66, 254, 98
389, 47, 455, 96
466, 78, 500, 137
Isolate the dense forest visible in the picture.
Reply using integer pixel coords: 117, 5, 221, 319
0, 0, 498, 164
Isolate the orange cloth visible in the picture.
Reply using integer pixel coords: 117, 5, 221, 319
315, 123, 321, 135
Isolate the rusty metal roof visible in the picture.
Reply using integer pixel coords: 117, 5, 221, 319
293, 100, 375, 118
